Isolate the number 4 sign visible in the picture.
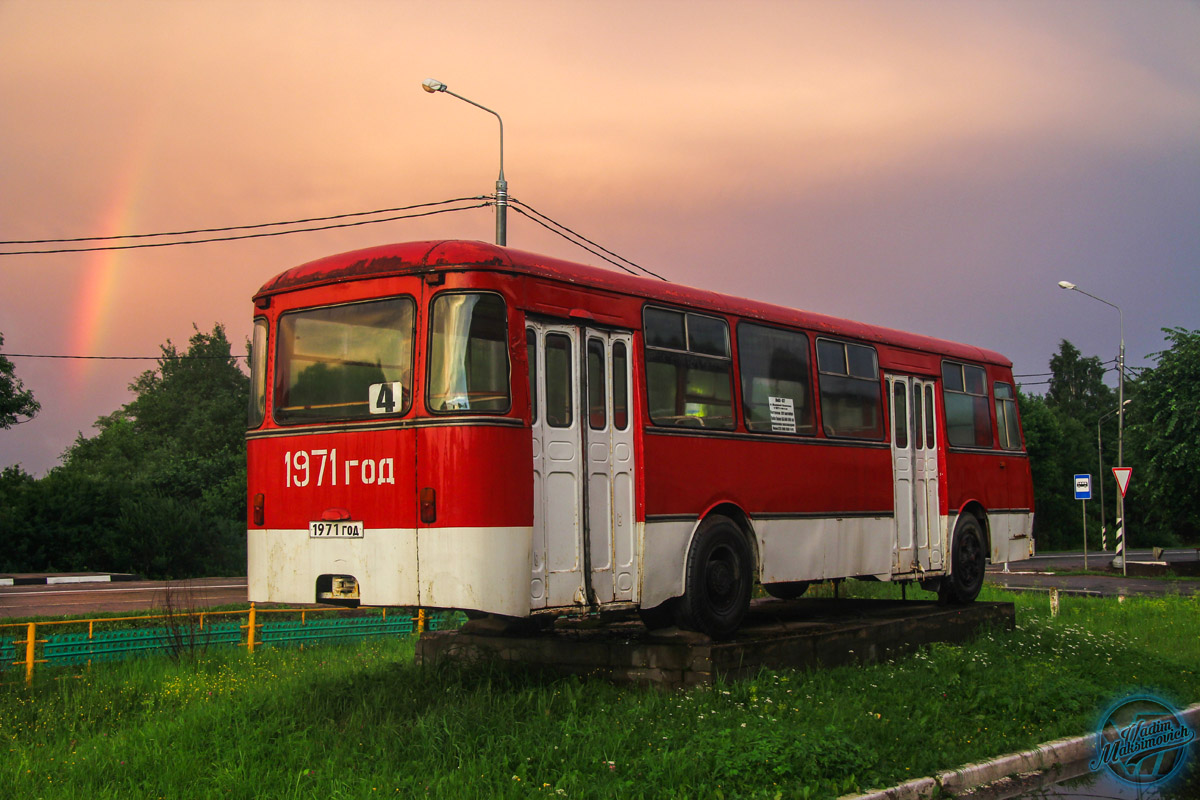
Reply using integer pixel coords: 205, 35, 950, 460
1112, 467, 1133, 497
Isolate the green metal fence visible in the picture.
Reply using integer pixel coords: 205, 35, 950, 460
2, 607, 466, 684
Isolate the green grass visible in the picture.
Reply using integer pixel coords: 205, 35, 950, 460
3, 587, 1199, 799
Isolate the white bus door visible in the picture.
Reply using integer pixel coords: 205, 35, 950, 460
528, 323, 637, 610
888, 375, 942, 575
583, 332, 637, 604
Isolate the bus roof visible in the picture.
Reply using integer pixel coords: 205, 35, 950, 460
255, 239, 1012, 368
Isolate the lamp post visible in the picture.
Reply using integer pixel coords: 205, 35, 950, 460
1058, 280, 1127, 574
422, 78, 507, 246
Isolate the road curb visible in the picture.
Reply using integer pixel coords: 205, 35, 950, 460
840, 702, 1200, 800
0, 573, 140, 586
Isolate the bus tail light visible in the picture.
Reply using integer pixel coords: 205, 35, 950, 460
420, 487, 437, 524
252, 493, 264, 526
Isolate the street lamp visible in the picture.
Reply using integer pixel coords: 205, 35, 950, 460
1058, 280, 1128, 574
422, 78, 508, 246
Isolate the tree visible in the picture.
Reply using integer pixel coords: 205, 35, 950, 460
1020, 339, 1148, 552
0, 332, 40, 428
15, 324, 250, 577
1046, 340, 1114, 420
1128, 327, 1200, 543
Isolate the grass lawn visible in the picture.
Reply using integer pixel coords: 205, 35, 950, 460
2, 584, 1198, 799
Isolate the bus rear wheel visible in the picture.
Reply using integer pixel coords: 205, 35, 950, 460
677, 515, 753, 639
939, 514, 986, 604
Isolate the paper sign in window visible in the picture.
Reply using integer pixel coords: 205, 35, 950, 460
768, 396, 796, 433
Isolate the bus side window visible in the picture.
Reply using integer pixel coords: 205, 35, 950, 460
994, 382, 1022, 450
815, 339, 883, 439
643, 306, 734, 430
942, 361, 993, 447
737, 322, 814, 435
427, 293, 510, 413
249, 318, 268, 428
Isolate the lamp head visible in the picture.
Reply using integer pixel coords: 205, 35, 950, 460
422, 78, 447, 93
1058, 281, 1077, 290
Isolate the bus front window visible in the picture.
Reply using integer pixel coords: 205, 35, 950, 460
274, 297, 415, 423
428, 293, 510, 413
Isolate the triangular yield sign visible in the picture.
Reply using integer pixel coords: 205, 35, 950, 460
1112, 467, 1132, 497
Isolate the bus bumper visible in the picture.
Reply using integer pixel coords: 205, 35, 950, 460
247, 525, 533, 617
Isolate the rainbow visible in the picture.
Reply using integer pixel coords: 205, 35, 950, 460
68, 121, 155, 385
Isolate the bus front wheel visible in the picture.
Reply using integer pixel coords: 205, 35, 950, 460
939, 514, 986, 604
678, 515, 753, 638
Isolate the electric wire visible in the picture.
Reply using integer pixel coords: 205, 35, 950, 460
1013, 358, 1118, 378
1, 353, 248, 361
509, 199, 667, 282
0, 197, 486, 246
507, 206, 644, 278
0, 202, 490, 256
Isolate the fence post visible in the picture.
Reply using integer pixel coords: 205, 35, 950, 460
246, 604, 257, 653
24, 623, 37, 686
417, 608, 426, 634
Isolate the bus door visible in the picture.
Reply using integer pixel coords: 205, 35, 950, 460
527, 322, 636, 610
888, 375, 943, 575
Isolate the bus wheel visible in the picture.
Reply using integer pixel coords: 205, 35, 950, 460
763, 580, 810, 600
939, 514, 986, 604
678, 515, 752, 638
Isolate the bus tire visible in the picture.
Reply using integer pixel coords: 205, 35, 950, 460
677, 515, 753, 638
763, 580, 810, 600
939, 514, 986, 604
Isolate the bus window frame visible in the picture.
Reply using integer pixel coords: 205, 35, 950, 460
736, 320, 816, 437
425, 289, 513, 417
248, 316, 269, 429
641, 304, 736, 431
814, 336, 885, 441
272, 295, 417, 426
993, 380, 1023, 451
941, 359, 995, 449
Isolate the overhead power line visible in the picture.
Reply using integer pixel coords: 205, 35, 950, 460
1, 353, 249, 361
509, 199, 667, 282
0, 199, 489, 256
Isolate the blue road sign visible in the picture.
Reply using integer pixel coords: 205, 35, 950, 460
1075, 474, 1092, 500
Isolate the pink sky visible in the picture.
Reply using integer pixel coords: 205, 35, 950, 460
2, 1, 1198, 475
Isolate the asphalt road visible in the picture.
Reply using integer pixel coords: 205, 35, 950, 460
3, 547, 1197, 619
987, 547, 1200, 597
0, 577, 248, 619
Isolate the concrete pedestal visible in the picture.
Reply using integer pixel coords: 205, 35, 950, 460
415, 598, 1015, 690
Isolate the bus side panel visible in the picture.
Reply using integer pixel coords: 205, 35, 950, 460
415, 423, 534, 616
246, 427, 419, 606
943, 450, 1035, 562
639, 432, 895, 601
641, 433, 893, 517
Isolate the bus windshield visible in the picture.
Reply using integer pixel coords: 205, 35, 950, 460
274, 297, 415, 423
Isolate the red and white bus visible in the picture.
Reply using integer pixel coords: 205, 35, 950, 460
247, 240, 1033, 636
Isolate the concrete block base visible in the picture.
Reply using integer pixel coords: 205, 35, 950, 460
415, 598, 1015, 689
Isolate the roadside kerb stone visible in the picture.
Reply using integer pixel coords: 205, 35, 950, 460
839, 702, 1200, 800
